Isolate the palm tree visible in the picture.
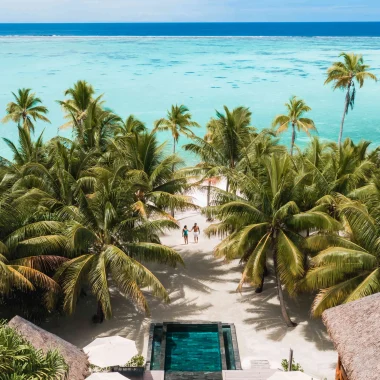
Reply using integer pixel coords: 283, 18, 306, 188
207, 106, 253, 171
272, 96, 316, 156
0, 253, 62, 312
57, 80, 96, 130
350, 176, 380, 226
70, 97, 121, 152
19, 139, 99, 208
325, 52, 377, 146
109, 132, 196, 218
154, 105, 199, 155
116, 115, 146, 137
2, 88, 50, 134
331, 139, 374, 194
302, 137, 335, 171
205, 153, 339, 326
2, 126, 45, 166
300, 138, 374, 202
54, 171, 184, 321
300, 196, 380, 316
184, 106, 255, 192
294, 137, 374, 212
185, 130, 280, 207
0, 127, 48, 194
0, 198, 64, 312
183, 132, 221, 208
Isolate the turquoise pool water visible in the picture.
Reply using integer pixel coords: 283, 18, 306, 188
165, 324, 222, 372
1, 37, 380, 161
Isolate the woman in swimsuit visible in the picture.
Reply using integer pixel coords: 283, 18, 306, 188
182, 225, 189, 245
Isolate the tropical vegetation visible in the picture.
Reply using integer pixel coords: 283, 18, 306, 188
0, 51, 379, 328
0, 82, 188, 323
0, 321, 68, 379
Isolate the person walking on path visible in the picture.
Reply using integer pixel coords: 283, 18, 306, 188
182, 225, 189, 245
190, 223, 200, 243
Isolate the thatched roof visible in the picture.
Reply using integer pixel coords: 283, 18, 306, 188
8, 316, 89, 380
322, 294, 380, 380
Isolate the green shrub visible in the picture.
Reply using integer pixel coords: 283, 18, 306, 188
281, 358, 304, 372
124, 354, 145, 367
89, 364, 110, 373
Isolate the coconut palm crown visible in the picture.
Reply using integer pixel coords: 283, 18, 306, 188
154, 104, 199, 154
2, 88, 50, 134
57, 80, 96, 130
272, 96, 316, 156
184, 106, 255, 192
116, 115, 146, 137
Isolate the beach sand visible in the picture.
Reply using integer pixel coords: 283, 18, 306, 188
41, 190, 337, 379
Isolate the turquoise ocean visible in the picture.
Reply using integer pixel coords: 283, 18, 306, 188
1, 32, 380, 160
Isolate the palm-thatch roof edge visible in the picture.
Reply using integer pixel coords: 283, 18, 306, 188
322, 293, 380, 380
8, 315, 89, 380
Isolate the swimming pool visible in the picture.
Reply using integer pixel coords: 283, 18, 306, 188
165, 324, 222, 371
148, 322, 240, 373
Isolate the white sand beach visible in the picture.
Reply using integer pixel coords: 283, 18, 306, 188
41, 190, 337, 380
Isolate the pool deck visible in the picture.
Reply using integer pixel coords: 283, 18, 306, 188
40, 210, 337, 380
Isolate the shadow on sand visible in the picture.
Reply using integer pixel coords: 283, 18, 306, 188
40, 248, 333, 356
239, 276, 334, 351
40, 249, 227, 351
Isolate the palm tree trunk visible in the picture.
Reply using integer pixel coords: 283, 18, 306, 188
170, 137, 176, 218
207, 180, 211, 207
338, 85, 351, 147
255, 264, 268, 293
255, 274, 265, 293
290, 123, 296, 156
206, 180, 213, 221
95, 301, 105, 323
274, 252, 297, 327
22, 114, 30, 136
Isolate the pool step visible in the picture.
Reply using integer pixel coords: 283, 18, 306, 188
250, 360, 271, 369
165, 371, 223, 380
223, 369, 277, 379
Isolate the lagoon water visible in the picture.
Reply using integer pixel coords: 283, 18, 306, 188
1, 33, 380, 159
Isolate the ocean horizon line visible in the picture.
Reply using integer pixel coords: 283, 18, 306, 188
1, 21, 380, 23
1, 22, 380, 37
2, 35, 380, 39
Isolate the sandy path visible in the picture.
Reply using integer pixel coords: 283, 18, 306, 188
41, 208, 336, 379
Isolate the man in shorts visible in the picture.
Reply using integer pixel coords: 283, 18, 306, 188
190, 223, 200, 243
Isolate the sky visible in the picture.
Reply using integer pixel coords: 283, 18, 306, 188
1, 0, 380, 22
